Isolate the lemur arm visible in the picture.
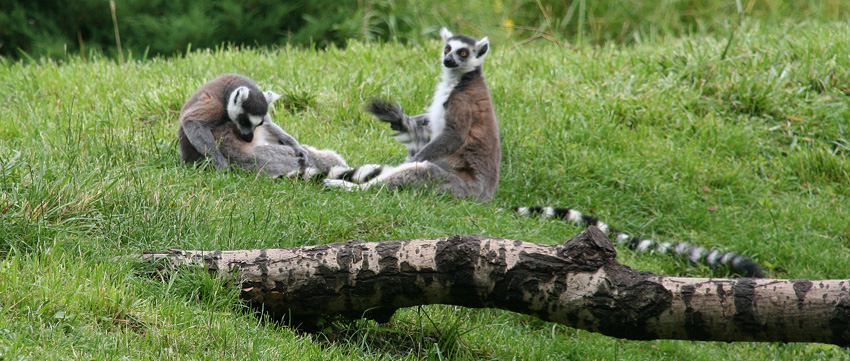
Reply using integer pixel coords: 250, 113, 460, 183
401, 113, 431, 157
399, 113, 430, 133
409, 108, 471, 163
406, 113, 431, 135
181, 119, 229, 170
365, 100, 432, 159
261, 116, 309, 157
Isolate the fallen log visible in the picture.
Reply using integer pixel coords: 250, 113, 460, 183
131, 227, 850, 346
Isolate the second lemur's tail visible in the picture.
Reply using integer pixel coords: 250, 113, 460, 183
514, 206, 765, 278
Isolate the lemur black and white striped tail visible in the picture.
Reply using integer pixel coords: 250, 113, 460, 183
300, 163, 386, 183
326, 164, 387, 183
514, 206, 765, 278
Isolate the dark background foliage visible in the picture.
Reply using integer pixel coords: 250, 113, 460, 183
1, 0, 848, 61
1, 0, 366, 59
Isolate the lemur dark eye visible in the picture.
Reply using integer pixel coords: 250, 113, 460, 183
444, 47, 450, 54
237, 114, 250, 127
459, 51, 468, 57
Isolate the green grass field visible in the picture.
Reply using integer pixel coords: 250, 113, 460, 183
1, 20, 848, 360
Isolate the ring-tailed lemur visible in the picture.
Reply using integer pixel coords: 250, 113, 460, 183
177, 73, 346, 178
323, 28, 501, 203
358, 105, 766, 277
514, 206, 765, 277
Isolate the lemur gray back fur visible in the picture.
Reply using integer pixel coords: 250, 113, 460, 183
323, 28, 501, 203
177, 73, 346, 178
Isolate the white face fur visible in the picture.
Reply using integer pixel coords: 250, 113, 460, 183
226, 87, 281, 128
226, 86, 281, 142
428, 28, 490, 139
439, 28, 489, 74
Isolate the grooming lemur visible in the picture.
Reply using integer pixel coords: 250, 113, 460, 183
177, 73, 346, 178
323, 28, 501, 203
514, 206, 765, 277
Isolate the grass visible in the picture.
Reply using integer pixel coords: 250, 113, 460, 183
1, 20, 849, 360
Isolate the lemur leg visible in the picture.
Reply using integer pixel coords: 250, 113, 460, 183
249, 145, 304, 178
216, 136, 302, 178
237, 145, 348, 180
371, 161, 449, 189
260, 118, 311, 158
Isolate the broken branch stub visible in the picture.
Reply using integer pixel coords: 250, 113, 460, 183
135, 228, 850, 346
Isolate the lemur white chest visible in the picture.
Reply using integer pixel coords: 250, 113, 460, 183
427, 72, 460, 139
249, 125, 274, 146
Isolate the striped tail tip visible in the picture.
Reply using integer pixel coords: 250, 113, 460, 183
727, 254, 765, 278
512, 206, 766, 278
623, 235, 765, 278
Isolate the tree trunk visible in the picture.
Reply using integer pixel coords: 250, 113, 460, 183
133, 227, 850, 346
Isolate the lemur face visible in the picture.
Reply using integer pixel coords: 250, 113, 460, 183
227, 87, 281, 142
439, 28, 489, 73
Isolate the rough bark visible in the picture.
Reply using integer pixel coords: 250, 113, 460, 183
133, 227, 850, 346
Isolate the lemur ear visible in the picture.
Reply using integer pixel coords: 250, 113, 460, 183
440, 27, 453, 42
474, 37, 489, 58
232, 86, 250, 106
264, 90, 281, 105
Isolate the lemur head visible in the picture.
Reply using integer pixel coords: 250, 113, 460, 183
226, 86, 281, 142
439, 27, 489, 74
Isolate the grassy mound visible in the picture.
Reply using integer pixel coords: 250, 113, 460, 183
0, 21, 847, 360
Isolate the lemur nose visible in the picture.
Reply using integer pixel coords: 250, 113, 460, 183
239, 131, 254, 142
443, 58, 458, 68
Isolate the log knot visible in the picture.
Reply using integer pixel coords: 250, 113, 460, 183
558, 227, 617, 271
